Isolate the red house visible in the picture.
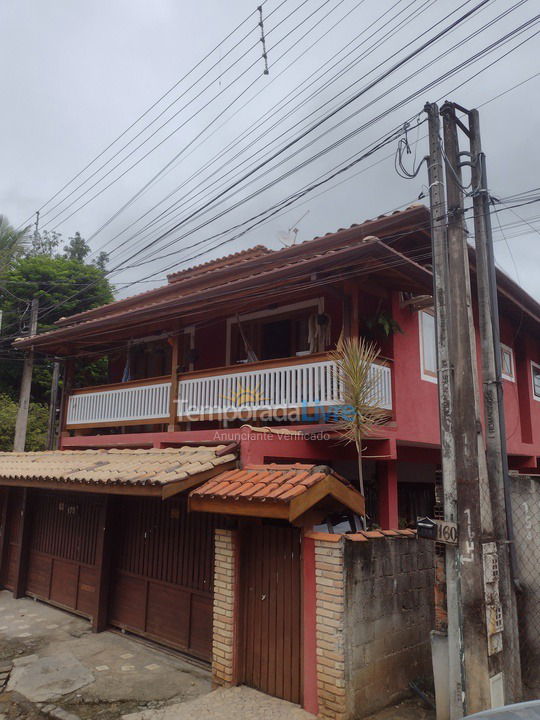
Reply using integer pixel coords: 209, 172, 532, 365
1, 203, 538, 717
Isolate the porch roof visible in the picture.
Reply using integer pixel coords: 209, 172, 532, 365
188, 462, 365, 521
0, 445, 237, 499
13, 205, 433, 354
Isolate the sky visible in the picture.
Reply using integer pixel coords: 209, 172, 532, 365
1, 0, 539, 302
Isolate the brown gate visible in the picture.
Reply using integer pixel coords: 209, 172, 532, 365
25, 491, 103, 617
109, 496, 217, 661
0, 488, 24, 590
240, 524, 302, 704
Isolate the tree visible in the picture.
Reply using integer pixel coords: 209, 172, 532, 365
0, 215, 31, 272
0, 394, 49, 451
64, 232, 90, 263
0, 237, 114, 403
329, 337, 389, 499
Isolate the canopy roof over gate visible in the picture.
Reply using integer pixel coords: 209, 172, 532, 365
189, 462, 365, 521
0, 445, 237, 499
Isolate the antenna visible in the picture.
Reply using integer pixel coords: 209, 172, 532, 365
277, 210, 309, 247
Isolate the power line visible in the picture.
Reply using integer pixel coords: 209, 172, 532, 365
40, 0, 335, 232
15, 2, 265, 230
17, 8, 540, 326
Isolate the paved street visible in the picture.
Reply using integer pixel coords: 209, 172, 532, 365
0, 591, 435, 720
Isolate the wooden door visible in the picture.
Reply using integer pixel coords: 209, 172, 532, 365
25, 491, 103, 617
241, 524, 302, 704
109, 496, 218, 661
0, 488, 24, 590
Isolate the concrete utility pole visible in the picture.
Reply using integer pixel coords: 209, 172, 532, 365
425, 102, 464, 720
46, 360, 60, 450
440, 101, 492, 714
14, 297, 39, 452
469, 108, 522, 702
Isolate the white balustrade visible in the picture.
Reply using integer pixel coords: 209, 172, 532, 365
177, 359, 392, 418
67, 382, 171, 426
66, 360, 392, 426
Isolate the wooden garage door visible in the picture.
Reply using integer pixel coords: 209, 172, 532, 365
0, 488, 24, 591
241, 524, 302, 704
109, 496, 218, 661
25, 491, 103, 617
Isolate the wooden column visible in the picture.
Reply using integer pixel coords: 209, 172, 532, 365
92, 496, 114, 632
168, 333, 181, 432
377, 460, 399, 530
343, 280, 359, 340
58, 358, 74, 441
13, 488, 31, 599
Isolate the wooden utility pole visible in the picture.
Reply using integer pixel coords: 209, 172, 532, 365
440, 101, 492, 714
425, 102, 464, 720
46, 360, 60, 450
13, 297, 39, 452
469, 109, 522, 702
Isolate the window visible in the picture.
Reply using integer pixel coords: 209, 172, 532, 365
500, 343, 515, 382
419, 310, 437, 383
226, 299, 323, 364
532, 361, 540, 401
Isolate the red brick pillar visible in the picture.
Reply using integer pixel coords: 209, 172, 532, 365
212, 528, 239, 687
377, 460, 399, 530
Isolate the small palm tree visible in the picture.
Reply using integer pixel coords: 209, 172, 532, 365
330, 337, 389, 498
0, 215, 31, 271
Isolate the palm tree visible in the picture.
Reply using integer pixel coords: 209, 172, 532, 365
329, 337, 389, 499
0, 215, 31, 272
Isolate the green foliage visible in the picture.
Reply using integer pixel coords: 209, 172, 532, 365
0, 215, 31, 272
0, 218, 114, 403
0, 394, 49, 451
365, 310, 403, 337
63, 232, 90, 263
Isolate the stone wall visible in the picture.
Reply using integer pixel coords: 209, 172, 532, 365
343, 532, 435, 716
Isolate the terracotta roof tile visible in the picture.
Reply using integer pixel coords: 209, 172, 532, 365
0, 446, 237, 491
16, 205, 432, 349
190, 463, 354, 504
166, 245, 273, 283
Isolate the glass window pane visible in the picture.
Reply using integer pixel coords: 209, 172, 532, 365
422, 312, 437, 375
533, 366, 540, 398
502, 349, 513, 377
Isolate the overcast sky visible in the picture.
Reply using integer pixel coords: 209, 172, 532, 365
1, 0, 539, 301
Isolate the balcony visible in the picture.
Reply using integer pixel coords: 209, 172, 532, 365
65, 353, 392, 429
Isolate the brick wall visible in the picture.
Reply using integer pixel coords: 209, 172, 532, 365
212, 528, 237, 688
343, 532, 435, 716
313, 534, 348, 720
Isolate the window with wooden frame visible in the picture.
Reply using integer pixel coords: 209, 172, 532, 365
532, 361, 540, 401
500, 343, 515, 382
419, 310, 437, 383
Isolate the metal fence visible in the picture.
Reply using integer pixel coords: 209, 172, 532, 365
511, 473, 540, 699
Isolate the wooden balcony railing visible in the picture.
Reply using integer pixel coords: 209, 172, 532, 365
65, 354, 392, 429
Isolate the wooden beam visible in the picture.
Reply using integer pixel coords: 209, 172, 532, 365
13, 488, 31, 599
168, 332, 180, 432
0, 480, 164, 497
288, 476, 365, 522
189, 496, 290, 519
58, 358, 74, 438
65, 416, 169, 430
92, 496, 114, 633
